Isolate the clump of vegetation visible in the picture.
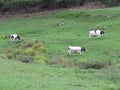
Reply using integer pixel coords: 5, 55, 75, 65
0, 0, 43, 8
45, 56, 113, 69
0, 0, 120, 14
46, 57, 67, 68
0, 35, 8, 39
78, 60, 112, 69
3, 39, 47, 64
65, 59, 112, 69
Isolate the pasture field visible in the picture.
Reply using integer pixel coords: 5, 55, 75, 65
0, 7, 120, 90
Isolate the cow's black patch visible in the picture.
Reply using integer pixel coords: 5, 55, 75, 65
94, 30, 97, 34
100, 31, 105, 35
81, 47, 86, 51
68, 47, 70, 50
16, 35, 20, 40
11, 36, 14, 39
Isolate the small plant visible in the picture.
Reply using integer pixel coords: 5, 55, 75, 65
32, 43, 43, 51
23, 48, 36, 56
79, 60, 112, 69
34, 54, 47, 64
59, 58, 66, 68
46, 58, 61, 66
46, 57, 67, 67
6, 53, 13, 59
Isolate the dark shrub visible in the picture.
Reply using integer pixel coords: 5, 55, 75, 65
46, 57, 67, 67
15, 54, 33, 63
79, 60, 112, 69
101, 0, 120, 6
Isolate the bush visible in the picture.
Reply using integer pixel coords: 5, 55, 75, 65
0, 0, 120, 14
4, 39, 47, 64
15, 54, 33, 63
34, 55, 47, 64
22, 48, 36, 56
1, 0, 42, 8
101, 0, 120, 6
57, 0, 84, 8
46, 57, 67, 67
79, 60, 112, 69
6, 53, 13, 59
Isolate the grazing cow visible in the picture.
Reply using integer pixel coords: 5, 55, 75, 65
56, 22, 64, 26
68, 46, 86, 55
10, 34, 20, 41
89, 30, 105, 38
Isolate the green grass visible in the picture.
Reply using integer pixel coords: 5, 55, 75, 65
0, 59, 120, 90
0, 7, 120, 90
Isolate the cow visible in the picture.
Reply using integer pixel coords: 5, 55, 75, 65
68, 46, 86, 55
10, 34, 20, 42
56, 22, 64, 26
89, 30, 105, 38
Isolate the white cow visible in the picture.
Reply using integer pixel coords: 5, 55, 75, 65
68, 46, 86, 55
89, 30, 105, 38
10, 34, 20, 41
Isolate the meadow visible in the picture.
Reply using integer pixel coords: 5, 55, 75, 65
0, 7, 120, 90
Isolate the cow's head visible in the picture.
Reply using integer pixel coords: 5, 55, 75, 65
100, 31, 105, 35
10, 35, 14, 40
81, 47, 86, 51
17, 36, 20, 40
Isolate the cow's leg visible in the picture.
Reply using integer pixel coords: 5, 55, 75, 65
68, 50, 72, 55
97, 35, 101, 38
79, 51, 81, 55
13, 38, 15, 41
11, 38, 13, 41
89, 34, 92, 38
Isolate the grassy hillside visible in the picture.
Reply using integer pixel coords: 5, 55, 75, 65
0, 7, 120, 90
0, 58, 120, 90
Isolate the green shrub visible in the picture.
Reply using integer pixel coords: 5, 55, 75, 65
32, 43, 43, 51
3, 39, 47, 64
15, 54, 33, 63
101, 0, 120, 6
1, 0, 42, 8
22, 48, 36, 56
6, 53, 13, 59
79, 60, 112, 69
34, 55, 47, 64
0, 1, 4, 7
46, 58, 61, 66
46, 57, 67, 67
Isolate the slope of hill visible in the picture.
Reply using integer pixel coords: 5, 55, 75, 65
0, 7, 120, 90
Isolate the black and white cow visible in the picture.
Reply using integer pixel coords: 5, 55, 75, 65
68, 46, 86, 55
89, 30, 105, 38
10, 34, 20, 41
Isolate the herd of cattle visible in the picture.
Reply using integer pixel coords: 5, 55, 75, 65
10, 29, 105, 55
